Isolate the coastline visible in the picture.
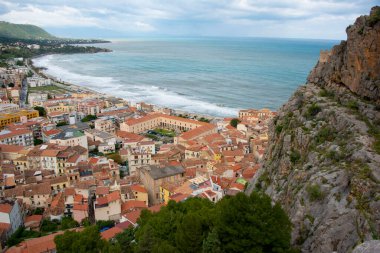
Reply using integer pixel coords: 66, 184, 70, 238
29, 55, 222, 121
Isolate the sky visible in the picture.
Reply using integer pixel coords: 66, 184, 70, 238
0, 0, 378, 40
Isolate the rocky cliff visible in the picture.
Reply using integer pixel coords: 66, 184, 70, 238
247, 6, 380, 253
308, 7, 380, 104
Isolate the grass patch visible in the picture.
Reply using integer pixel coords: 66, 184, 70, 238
304, 103, 321, 119
306, 184, 324, 201
347, 100, 359, 111
368, 7, 380, 27
29, 85, 67, 92
315, 126, 336, 144
290, 149, 301, 164
154, 128, 176, 137
275, 125, 283, 135
319, 88, 334, 98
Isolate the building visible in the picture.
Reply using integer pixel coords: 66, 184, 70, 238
27, 76, 51, 87
126, 146, 152, 176
0, 103, 19, 113
120, 113, 210, 133
130, 185, 148, 205
84, 129, 116, 145
238, 108, 274, 119
94, 118, 115, 134
94, 191, 121, 221
0, 109, 39, 129
50, 129, 88, 150
137, 164, 185, 205
0, 129, 33, 146
0, 200, 23, 239
28, 93, 48, 106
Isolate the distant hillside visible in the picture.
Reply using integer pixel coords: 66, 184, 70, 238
0, 21, 56, 40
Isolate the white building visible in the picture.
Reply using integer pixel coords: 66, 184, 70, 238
0, 129, 34, 146
28, 93, 48, 106
49, 130, 88, 150
27, 77, 51, 87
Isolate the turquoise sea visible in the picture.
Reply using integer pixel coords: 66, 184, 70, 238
33, 37, 337, 117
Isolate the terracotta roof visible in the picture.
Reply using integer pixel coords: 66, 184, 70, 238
0, 203, 12, 213
24, 215, 43, 227
5, 176, 16, 187
170, 193, 190, 203
73, 203, 88, 211
96, 186, 110, 195
64, 187, 75, 196
130, 184, 147, 193
123, 209, 141, 224
0, 222, 11, 231
229, 183, 245, 191
96, 191, 120, 206
180, 124, 216, 141
74, 194, 85, 203
116, 131, 144, 141
0, 129, 32, 140
122, 200, 146, 213
0, 144, 24, 153
41, 149, 60, 157
6, 231, 64, 253
148, 203, 165, 213
43, 129, 61, 136
49, 175, 68, 185
24, 183, 51, 197
107, 191, 121, 203
101, 227, 123, 241
115, 220, 133, 230
222, 149, 244, 157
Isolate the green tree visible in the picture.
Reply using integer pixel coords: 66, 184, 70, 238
152, 241, 178, 253
202, 228, 222, 253
230, 118, 241, 128
61, 216, 79, 230
175, 213, 204, 253
115, 228, 135, 253
33, 106, 46, 117
55, 226, 116, 253
135, 224, 157, 253
34, 138, 43, 146
215, 192, 292, 253
107, 153, 123, 164
56, 121, 68, 127
41, 219, 59, 232
81, 114, 97, 122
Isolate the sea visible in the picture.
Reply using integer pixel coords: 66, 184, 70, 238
33, 37, 337, 117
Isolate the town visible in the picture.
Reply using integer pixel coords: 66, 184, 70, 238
0, 55, 275, 252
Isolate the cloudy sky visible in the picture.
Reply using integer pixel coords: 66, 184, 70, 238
0, 0, 377, 40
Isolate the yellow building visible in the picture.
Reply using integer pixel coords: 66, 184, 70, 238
0, 110, 39, 129
45, 103, 75, 114
130, 184, 149, 205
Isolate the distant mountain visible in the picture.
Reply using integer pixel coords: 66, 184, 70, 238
0, 21, 56, 40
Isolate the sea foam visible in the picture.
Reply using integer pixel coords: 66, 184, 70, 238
33, 55, 239, 117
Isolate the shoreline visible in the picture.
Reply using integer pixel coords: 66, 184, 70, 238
29, 55, 224, 121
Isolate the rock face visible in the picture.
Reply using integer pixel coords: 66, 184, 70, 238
308, 6, 380, 104
247, 7, 380, 253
